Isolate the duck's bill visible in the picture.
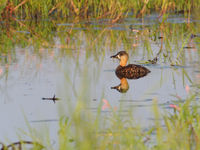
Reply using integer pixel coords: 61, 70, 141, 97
111, 86, 119, 89
110, 54, 119, 59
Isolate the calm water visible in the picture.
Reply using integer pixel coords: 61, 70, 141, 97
0, 14, 199, 146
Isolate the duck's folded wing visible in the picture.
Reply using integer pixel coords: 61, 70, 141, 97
121, 64, 150, 79
127, 64, 150, 73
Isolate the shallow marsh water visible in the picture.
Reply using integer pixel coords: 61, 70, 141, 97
0, 13, 200, 146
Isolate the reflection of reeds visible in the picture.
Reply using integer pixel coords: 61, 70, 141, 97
0, 141, 43, 150
0, 17, 199, 67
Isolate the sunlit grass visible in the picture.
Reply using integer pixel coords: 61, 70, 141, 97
0, 0, 200, 20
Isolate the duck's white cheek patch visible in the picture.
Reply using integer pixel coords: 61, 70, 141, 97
117, 55, 120, 59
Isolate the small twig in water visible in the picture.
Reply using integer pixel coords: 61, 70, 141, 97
148, 57, 158, 64
42, 94, 60, 103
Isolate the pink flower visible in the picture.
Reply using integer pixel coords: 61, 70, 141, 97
0, 67, 3, 75
169, 104, 180, 111
185, 85, 190, 94
113, 106, 117, 111
102, 99, 110, 110
175, 95, 181, 100
132, 43, 139, 47
132, 29, 139, 33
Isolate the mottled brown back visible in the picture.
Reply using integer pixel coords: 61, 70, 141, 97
115, 64, 150, 79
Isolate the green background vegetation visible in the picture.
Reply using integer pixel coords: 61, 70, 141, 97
0, 0, 200, 19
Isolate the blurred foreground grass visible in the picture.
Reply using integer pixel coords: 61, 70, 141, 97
56, 95, 200, 150
6, 94, 199, 149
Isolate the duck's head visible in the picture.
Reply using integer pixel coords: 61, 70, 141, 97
110, 51, 129, 67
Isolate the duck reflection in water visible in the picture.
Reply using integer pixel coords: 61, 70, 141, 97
110, 51, 150, 93
111, 78, 129, 93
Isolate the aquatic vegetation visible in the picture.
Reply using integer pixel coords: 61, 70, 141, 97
0, 16, 199, 66
0, 0, 200, 20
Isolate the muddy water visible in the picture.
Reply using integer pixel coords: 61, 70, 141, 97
0, 14, 199, 145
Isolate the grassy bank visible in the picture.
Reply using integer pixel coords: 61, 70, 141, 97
0, 0, 200, 20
